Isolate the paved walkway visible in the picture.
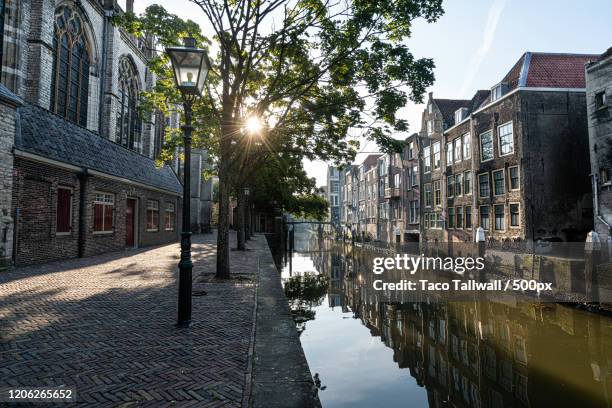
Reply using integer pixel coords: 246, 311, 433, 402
0, 232, 264, 407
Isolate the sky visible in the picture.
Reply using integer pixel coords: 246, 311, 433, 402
132, 0, 612, 186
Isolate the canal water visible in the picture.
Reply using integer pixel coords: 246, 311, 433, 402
279, 229, 612, 408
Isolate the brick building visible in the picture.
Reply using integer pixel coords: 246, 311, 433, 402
586, 47, 612, 243
0, 0, 209, 267
402, 133, 420, 242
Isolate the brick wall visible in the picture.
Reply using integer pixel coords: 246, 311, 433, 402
12, 158, 181, 266
0, 102, 17, 268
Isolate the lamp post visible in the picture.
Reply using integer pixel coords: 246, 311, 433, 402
166, 37, 211, 328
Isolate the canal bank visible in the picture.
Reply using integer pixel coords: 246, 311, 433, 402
250, 236, 321, 407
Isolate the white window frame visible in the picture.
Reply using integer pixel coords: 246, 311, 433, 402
493, 204, 505, 232
433, 142, 441, 169
492, 169, 505, 196
93, 191, 115, 234
479, 205, 490, 231
498, 121, 514, 157
424, 146, 431, 174
411, 165, 418, 187
509, 166, 520, 191
427, 120, 434, 135
509, 202, 520, 228
478, 172, 490, 199
464, 206, 472, 229
464, 171, 472, 195
462, 133, 471, 159
453, 138, 462, 163
146, 199, 160, 232
455, 173, 463, 197
480, 130, 494, 162
165, 202, 176, 231
446, 142, 453, 165
491, 84, 503, 102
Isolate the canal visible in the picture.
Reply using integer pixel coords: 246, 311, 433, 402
279, 228, 612, 408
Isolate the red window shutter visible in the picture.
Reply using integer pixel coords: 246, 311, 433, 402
94, 203, 103, 231
104, 204, 114, 231
56, 188, 72, 233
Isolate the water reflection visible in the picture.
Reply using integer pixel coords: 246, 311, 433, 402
281, 232, 612, 408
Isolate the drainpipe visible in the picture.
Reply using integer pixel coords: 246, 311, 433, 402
77, 169, 89, 258
98, 1, 113, 136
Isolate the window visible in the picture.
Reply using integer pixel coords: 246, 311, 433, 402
446, 142, 453, 164
433, 142, 441, 169
116, 57, 143, 152
454, 138, 462, 163
491, 84, 503, 102
146, 200, 159, 231
448, 208, 455, 229
498, 122, 514, 156
510, 203, 520, 228
424, 213, 429, 229
428, 103, 433, 114
455, 108, 467, 125
165, 202, 175, 231
479, 173, 490, 198
455, 173, 462, 196
595, 91, 607, 109
509, 166, 520, 190
434, 181, 441, 206
394, 173, 400, 188
447, 175, 454, 198
409, 201, 419, 223
407, 142, 414, 159
480, 130, 493, 161
480, 206, 490, 230
56, 187, 72, 234
411, 165, 418, 186
465, 206, 472, 228
428, 120, 434, 135
464, 171, 472, 195
494, 204, 505, 231
424, 146, 431, 173
50, 4, 91, 127
456, 207, 463, 228
94, 192, 114, 233
332, 181, 339, 193
493, 169, 505, 196
425, 183, 433, 207
462, 133, 471, 159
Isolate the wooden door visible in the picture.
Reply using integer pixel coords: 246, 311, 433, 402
126, 199, 136, 248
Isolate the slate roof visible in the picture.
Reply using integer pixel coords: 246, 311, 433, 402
433, 99, 471, 128
501, 52, 599, 90
15, 104, 183, 195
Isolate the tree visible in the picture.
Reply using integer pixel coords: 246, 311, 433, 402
118, 0, 443, 279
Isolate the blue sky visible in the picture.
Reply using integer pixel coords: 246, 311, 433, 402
135, 0, 612, 186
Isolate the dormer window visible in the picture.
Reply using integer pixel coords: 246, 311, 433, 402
491, 83, 507, 102
454, 108, 468, 125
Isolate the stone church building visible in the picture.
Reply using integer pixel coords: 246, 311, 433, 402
0, 0, 212, 267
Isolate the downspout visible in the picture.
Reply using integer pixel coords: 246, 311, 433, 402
77, 169, 89, 258
98, 2, 113, 136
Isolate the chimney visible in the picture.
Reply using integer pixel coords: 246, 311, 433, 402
126, 0, 134, 13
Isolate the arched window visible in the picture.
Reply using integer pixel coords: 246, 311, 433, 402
50, 4, 91, 127
116, 57, 142, 152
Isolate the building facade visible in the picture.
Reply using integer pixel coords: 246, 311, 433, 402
586, 47, 612, 243
326, 165, 343, 226
0, 0, 213, 267
338, 51, 598, 245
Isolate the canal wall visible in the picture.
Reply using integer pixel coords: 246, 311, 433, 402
249, 235, 321, 408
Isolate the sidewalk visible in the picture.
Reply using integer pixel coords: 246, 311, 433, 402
0, 232, 260, 406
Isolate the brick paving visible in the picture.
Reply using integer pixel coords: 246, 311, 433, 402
0, 232, 265, 407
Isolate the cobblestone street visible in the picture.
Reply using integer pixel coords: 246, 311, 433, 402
0, 232, 264, 407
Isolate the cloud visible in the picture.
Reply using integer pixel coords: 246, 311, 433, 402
459, 0, 508, 96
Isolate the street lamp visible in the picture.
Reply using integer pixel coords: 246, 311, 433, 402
166, 36, 211, 328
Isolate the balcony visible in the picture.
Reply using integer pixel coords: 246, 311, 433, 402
384, 187, 401, 199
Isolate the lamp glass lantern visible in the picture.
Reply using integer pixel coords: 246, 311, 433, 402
166, 37, 211, 96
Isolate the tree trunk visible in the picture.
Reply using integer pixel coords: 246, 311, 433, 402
236, 187, 246, 250
216, 163, 231, 278
245, 200, 251, 240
